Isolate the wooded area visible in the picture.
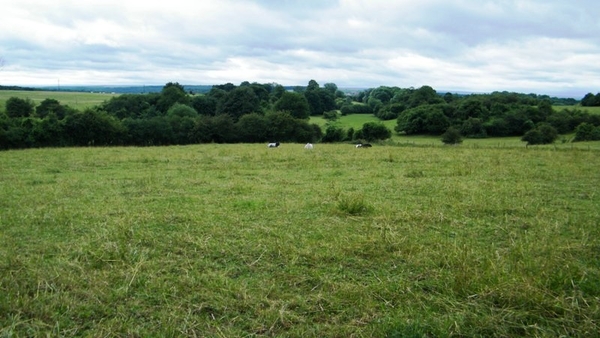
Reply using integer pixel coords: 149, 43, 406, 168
1, 81, 600, 150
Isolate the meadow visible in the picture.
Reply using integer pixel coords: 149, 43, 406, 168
1, 143, 599, 336
0, 90, 117, 111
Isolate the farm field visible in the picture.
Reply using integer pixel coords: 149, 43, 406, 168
1, 144, 599, 336
0, 90, 118, 112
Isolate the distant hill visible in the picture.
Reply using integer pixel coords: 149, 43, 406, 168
33, 85, 214, 94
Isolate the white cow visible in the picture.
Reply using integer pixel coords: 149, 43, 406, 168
268, 142, 280, 148
304, 143, 314, 150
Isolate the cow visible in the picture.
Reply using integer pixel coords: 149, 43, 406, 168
304, 143, 314, 149
355, 143, 372, 148
268, 142, 280, 148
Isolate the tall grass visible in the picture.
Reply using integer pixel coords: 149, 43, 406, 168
1, 144, 599, 336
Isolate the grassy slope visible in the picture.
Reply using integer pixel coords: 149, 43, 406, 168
0, 90, 118, 112
1, 144, 599, 336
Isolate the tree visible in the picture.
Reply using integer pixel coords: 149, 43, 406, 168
102, 94, 152, 119
321, 125, 345, 143
573, 122, 600, 142
6, 97, 35, 118
36, 98, 66, 119
324, 83, 338, 95
62, 109, 126, 146
581, 93, 600, 107
521, 123, 558, 145
166, 103, 198, 118
190, 95, 218, 116
274, 91, 310, 119
236, 113, 269, 143
323, 110, 338, 121
407, 85, 443, 108
441, 127, 463, 145
217, 86, 261, 121
157, 82, 190, 113
359, 122, 391, 141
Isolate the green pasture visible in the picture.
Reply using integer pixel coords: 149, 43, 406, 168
0, 90, 117, 112
1, 144, 599, 336
555, 105, 600, 115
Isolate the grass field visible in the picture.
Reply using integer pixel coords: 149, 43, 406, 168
0, 90, 117, 112
1, 144, 599, 336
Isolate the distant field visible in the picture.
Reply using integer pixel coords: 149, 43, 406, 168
310, 114, 600, 150
554, 105, 600, 115
1, 144, 598, 336
0, 90, 118, 112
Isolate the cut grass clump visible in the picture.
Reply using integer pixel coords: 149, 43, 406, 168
334, 193, 373, 216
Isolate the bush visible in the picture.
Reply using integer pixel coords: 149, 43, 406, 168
521, 123, 558, 145
441, 126, 462, 145
321, 125, 345, 143
360, 122, 391, 141
573, 122, 600, 142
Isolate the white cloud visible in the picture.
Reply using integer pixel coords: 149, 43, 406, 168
1, 0, 599, 97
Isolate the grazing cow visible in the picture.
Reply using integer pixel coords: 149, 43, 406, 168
304, 143, 314, 150
356, 143, 372, 148
268, 142, 280, 148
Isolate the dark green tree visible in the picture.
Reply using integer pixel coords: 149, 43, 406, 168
521, 123, 558, 145
274, 91, 310, 119
190, 95, 218, 116
217, 86, 261, 121
573, 122, 600, 142
236, 113, 269, 143
102, 94, 152, 119
323, 110, 338, 121
360, 122, 391, 141
321, 125, 345, 143
6, 97, 35, 118
157, 82, 190, 113
36, 98, 68, 119
441, 126, 463, 145
62, 108, 126, 146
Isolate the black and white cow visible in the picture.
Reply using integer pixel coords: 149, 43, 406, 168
268, 142, 280, 148
355, 143, 372, 148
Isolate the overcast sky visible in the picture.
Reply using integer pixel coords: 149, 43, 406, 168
1, 0, 599, 97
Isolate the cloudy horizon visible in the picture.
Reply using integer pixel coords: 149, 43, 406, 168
1, 0, 599, 98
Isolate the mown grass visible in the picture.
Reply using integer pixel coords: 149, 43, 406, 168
1, 144, 599, 336
0, 90, 118, 112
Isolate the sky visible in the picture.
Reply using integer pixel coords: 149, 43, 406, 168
1, 0, 599, 98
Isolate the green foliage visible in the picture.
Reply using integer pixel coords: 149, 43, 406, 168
36, 98, 69, 119
340, 103, 372, 115
395, 104, 449, 135
274, 91, 310, 119
236, 113, 269, 143
573, 122, 600, 142
62, 108, 126, 146
441, 126, 463, 145
321, 125, 345, 142
323, 110, 338, 121
521, 123, 558, 145
157, 82, 190, 113
581, 92, 600, 107
217, 86, 261, 121
461, 117, 487, 138
102, 94, 154, 119
359, 122, 391, 141
5, 97, 35, 118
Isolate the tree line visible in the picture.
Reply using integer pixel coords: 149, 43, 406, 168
1, 81, 600, 150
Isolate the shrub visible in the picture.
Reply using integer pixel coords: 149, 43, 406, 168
441, 126, 462, 145
521, 123, 558, 145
